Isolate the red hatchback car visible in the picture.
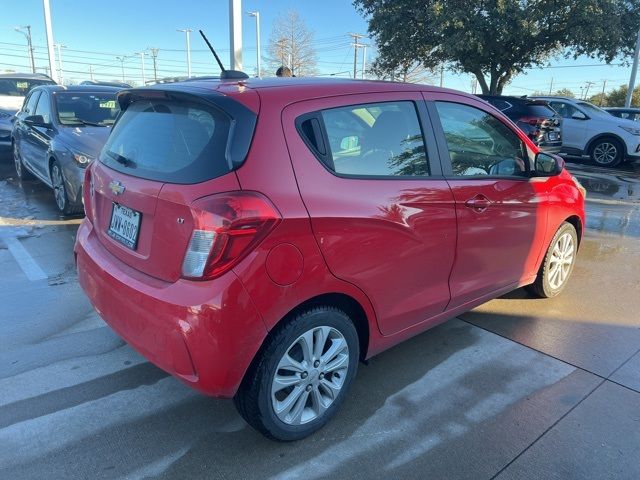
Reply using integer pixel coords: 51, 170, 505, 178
75, 78, 585, 440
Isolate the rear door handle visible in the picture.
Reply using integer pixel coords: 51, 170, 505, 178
464, 194, 492, 212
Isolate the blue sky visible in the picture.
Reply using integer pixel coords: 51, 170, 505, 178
0, 0, 633, 97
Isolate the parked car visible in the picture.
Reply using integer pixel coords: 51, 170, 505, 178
477, 95, 562, 153
531, 96, 640, 167
75, 78, 585, 441
0, 73, 56, 151
12, 85, 120, 214
605, 107, 640, 122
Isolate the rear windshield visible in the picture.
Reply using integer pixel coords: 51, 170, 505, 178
525, 103, 556, 117
0, 78, 55, 96
99, 99, 231, 183
55, 91, 119, 126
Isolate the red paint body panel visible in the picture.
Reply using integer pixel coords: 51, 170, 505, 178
75, 78, 585, 398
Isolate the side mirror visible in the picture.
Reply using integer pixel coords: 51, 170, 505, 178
24, 114, 49, 127
571, 111, 587, 120
534, 152, 564, 176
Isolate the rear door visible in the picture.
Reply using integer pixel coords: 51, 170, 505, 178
283, 92, 457, 336
426, 93, 549, 307
89, 91, 248, 282
547, 100, 587, 151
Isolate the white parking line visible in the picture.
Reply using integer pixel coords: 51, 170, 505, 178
5, 237, 47, 281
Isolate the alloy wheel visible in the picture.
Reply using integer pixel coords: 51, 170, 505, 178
14, 145, 23, 179
51, 164, 66, 211
271, 326, 349, 426
548, 232, 575, 290
593, 142, 618, 165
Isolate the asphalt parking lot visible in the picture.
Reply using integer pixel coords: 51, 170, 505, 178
0, 152, 638, 480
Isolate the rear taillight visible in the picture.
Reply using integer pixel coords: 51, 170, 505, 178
181, 191, 281, 280
519, 116, 546, 126
83, 166, 93, 221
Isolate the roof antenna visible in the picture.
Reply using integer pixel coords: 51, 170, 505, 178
199, 29, 249, 80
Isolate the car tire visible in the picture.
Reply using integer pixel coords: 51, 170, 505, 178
50, 160, 83, 216
13, 141, 34, 181
589, 137, 623, 167
527, 222, 578, 298
234, 306, 359, 441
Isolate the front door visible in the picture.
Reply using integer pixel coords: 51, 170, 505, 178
427, 94, 549, 308
283, 92, 457, 336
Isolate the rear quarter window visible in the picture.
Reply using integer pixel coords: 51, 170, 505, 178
99, 99, 231, 184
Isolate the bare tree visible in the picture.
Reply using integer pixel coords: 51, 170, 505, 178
370, 60, 435, 84
267, 10, 317, 76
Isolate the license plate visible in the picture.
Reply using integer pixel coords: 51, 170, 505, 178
548, 132, 559, 141
108, 203, 141, 249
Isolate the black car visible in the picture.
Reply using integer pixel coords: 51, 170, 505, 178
12, 85, 120, 214
605, 107, 640, 122
477, 95, 562, 153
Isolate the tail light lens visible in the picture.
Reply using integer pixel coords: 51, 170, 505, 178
181, 191, 281, 280
519, 116, 546, 126
83, 166, 94, 222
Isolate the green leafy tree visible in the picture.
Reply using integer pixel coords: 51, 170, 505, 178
554, 88, 576, 98
588, 92, 608, 107
605, 85, 640, 106
354, 0, 640, 94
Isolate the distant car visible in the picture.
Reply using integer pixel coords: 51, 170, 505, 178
477, 95, 562, 153
531, 96, 640, 167
80, 80, 131, 88
12, 85, 120, 214
605, 107, 640, 122
0, 73, 56, 151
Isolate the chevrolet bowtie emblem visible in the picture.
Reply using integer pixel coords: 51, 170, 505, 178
109, 180, 125, 195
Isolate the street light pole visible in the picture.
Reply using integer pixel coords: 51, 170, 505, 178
54, 43, 66, 85
247, 11, 261, 77
42, 0, 59, 83
625, 29, 640, 108
177, 28, 192, 77
136, 52, 146, 85
116, 56, 126, 83
15, 26, 36, 73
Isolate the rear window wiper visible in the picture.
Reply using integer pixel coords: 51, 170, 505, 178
105, 150, 137, 168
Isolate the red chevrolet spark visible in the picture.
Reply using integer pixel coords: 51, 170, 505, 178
75, 78, 585, 441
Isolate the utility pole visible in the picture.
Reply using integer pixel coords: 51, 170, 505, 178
349, 33, 364, 79
54, 43, 66, 85
89, 65, 94, 81
15, 26, 36, 73
150, 48, 159, 81
177, 29, 192, 77
583, 81, 595, 100
625, 29, 640, 107
361, 45, 367, 79
115, 56, 126, 83
548, 77, 554, 95
599, 79, 607, 106
229, 0, 243, 70
247, 11, 261, 77
135, 52, 146, 85
42, 0, 59, 83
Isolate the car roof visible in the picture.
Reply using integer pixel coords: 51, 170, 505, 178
0, 72, 55, 81
33, 84, 123, 93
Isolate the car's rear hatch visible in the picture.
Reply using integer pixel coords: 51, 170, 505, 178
522, 101, 561, 145
86, 85, 258, 283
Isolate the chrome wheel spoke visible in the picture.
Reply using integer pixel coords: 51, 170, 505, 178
310, 386, 327, 417
288, 390, 310, 425
277, 353, 305, 374
313, 326, 331, 360
319, 378, 342, 400
273, 374, 303, 392
275, 385, 305, 416
298, 330, 315, 364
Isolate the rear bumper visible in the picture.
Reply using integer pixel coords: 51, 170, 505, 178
75, 218, 267, 397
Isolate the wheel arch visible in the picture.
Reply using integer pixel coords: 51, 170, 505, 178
585, 133, 627, 157
564, 215, 583, 247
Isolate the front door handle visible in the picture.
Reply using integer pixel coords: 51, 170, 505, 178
464, 194, 492, 212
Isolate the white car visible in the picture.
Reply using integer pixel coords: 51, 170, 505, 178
0, 73, 56, 151
531, 96, 640, 167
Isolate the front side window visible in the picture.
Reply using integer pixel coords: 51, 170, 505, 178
34, 92, 52, 124
318, 101, 429, 177
435, 102, 528, 177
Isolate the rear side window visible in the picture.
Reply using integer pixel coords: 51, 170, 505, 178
526, 103, 556, 117
100, 99, 231, 184
24, 91, 40, 115
303, 101, 429, 177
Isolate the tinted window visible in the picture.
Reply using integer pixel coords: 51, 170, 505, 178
0, 78, 55, 96
24, 91, 40, 115
526, 103, 556, 117
435, 102, 528, 177
34, 92, 52, 123
486, 99, 512, 112
319, 101, 429, 176
55, 91, 119, 126
99, 99, 231, 184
